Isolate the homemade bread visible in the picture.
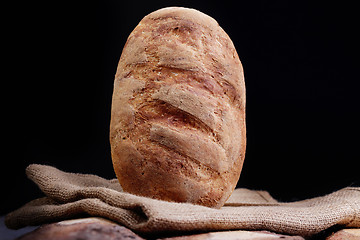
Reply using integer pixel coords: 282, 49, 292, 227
110, 7, 246, 208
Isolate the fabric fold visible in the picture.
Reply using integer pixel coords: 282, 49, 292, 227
5, 164, 360, 237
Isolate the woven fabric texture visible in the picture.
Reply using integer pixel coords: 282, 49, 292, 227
5, 164, 360, 237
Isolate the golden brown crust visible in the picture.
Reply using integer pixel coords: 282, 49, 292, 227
110, 7, 246, 208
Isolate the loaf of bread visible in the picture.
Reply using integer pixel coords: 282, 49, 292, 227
110, 7, 246, 208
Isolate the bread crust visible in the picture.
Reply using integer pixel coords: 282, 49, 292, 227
110, 7, 246, 208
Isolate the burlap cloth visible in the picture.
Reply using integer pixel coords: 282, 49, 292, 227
5, 164, 360, 237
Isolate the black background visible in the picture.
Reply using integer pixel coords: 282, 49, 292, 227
3, 0, 359, 215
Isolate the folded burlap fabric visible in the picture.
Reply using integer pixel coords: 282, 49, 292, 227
5, 164, 360, 237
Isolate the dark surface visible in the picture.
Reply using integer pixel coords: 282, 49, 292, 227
3, 0, 359, 216
0, 217, 37, 240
